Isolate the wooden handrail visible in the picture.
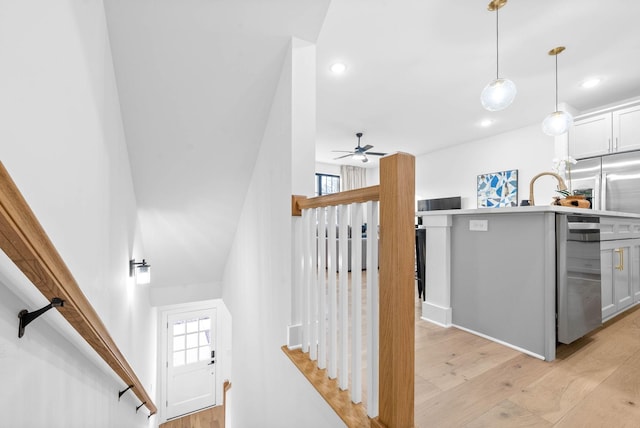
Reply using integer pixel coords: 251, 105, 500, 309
292, 185, 380, 216
0, 162, 157, 415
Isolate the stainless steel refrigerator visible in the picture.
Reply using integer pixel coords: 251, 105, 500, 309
570, 150, 640, 214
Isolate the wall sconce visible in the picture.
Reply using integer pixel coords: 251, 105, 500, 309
130, 259, 151, 285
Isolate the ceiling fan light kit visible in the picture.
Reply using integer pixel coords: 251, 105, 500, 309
481, 0, 517, 112
332, 132, 387, 163
542, 46, 573, 136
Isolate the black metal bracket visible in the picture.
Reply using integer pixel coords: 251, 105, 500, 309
148, 412, 155, 419
136, 402, 146, 413
18, 297, 64, 338
118, 385, 134, 401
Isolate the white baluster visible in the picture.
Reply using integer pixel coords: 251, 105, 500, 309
327, 205, 338, 379
309, 208, 318, 361
301, 208, 311, 353
351, 202, 363, 403
366, 201, 379, 417
338, 205, 350, 390
317, 207, 327, 369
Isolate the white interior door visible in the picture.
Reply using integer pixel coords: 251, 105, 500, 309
165, 308, 217, 419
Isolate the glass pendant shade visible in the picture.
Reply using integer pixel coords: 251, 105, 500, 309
542, 110, 573, 136
481, 78, 517, 111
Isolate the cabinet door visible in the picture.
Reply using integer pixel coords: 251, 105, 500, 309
601, 240, 634, 320
569, 113, 612, 159
613, 104, 640, 153
614, 244, 634, 311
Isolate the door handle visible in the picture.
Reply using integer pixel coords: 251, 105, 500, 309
615, 248, 624, 271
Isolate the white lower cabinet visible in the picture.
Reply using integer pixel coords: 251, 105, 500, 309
601, 239, 640, 321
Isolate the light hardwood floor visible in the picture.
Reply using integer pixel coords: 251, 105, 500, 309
166, 279, 640, 428
414, 300, 640, 427
159, 406, 224, 428
159, 381, 230, 428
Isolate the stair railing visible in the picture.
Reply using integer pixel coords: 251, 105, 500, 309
287, 152, 415, 428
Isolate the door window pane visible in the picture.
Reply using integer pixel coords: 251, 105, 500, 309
199, 317, 210, 331
173, 335, 185, 351
186, 333, 198, 349
173, 321, 185, 336
186, 348, 198, 365
186, 319, 198, 333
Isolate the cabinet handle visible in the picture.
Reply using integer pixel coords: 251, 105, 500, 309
615, 248, 624, 271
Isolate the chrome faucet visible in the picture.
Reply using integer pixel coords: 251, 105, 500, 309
528, 172, 568, 206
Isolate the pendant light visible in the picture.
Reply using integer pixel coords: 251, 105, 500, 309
542, 46, 573, 136
481, 0, 517, 111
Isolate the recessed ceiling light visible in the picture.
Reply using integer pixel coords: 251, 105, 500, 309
580, 77, 602, 89
480, 119, 494, 127
330, 62, 347, 74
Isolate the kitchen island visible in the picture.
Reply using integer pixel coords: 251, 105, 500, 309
417, 205, 640, 361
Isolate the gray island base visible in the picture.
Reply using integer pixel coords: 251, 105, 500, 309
417, 205, 640, 361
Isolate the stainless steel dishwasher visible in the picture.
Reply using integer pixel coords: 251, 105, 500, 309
556, 214, 602, 344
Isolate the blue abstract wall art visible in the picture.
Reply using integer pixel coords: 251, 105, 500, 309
477, 169, 518, 208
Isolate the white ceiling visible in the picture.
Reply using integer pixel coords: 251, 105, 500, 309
104, 0, 640, 290
316, 0, 640, 166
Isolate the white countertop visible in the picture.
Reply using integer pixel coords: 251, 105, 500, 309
416, 205, 640, 219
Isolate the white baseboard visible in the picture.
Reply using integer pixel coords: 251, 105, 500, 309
287, 324, 302, 349
420, 301, 452, 327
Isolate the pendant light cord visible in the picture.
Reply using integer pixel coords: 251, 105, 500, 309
495, 7, 500, 79
554, 53, 559, 111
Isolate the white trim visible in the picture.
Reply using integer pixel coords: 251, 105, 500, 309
452, 324, 546, 361
420, 301, 452, 327
287, 323, 303, 349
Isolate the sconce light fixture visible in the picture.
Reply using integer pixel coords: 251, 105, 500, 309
130, 259, 151, 285
480, 0, 517, 112
542, 46, 573, 136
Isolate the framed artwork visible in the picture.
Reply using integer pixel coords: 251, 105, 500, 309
477, 169, 518, 208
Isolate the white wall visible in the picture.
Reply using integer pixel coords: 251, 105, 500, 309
316, 161, 341, 177
416, 124, 558, 209
149, 282, 220, 307
222, 40, 344, 427
0, 1, 156, 427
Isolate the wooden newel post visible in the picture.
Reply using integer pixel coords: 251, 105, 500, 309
375, 152, 415, 428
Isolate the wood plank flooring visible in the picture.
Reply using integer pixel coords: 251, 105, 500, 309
415, 301, 640, 427
158, 406, 224, 428
159, 381, 230, 428
287, 271, 640, 427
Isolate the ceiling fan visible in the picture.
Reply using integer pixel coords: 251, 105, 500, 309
332, 132, 387, 163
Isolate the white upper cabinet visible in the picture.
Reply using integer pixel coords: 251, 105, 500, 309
569, 113, 612, 159
569, 102, 640, 159
614, 104, 640, 153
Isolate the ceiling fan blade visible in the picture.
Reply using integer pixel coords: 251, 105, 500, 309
333, 154, 353, 160
361, 144, 374, 152
366, 151, 387, 156
332, 150, 354, 153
